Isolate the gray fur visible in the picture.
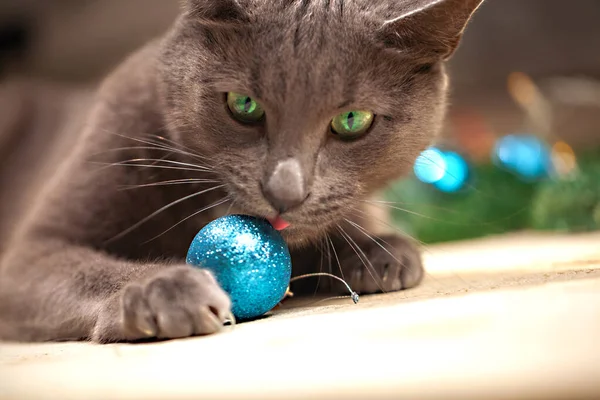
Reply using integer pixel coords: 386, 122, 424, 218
0, 0, 482, 343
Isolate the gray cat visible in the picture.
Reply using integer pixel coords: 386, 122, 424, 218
0, 0, 482, 343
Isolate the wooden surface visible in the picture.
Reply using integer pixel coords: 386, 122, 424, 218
1, 231, 600, 400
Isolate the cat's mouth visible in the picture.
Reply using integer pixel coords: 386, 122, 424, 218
267, 215, 290, 231
264, 213, 332, 247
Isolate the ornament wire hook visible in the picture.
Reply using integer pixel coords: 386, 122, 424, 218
289, 272, 359, 304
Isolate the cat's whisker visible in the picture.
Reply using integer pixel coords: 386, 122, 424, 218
142, 196, 231, 244
142, 136, 217, 164
104, 184, 226, 244
149, 151, 176, 167
365, 199, 467, 215
98, 127, 180, 149
363, 198, 529, 228
106, 158, 211, 171
90, 146, 163, 156
320, 236, 333, 294
361, 200, 448, 223
92, 162, 211, 174
144, 134, 216, 161
312, 237, 326, 297
344, 218, 406, 270
224, 198, 237, 216
336, 225, 386, 293
326, 234, 333, 280
326, 232, 345, 281
350, 206, 426, 248
91, 146, 216, 168
118, 178, 220, 191
99, 129, 211, 164
139, 131, 218, 160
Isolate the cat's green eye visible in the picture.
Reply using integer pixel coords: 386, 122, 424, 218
331, 110, 374, 140
227, 92, 265, 123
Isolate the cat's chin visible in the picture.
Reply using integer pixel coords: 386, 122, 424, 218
277, 223, 332, 249
279, 229, 316, 249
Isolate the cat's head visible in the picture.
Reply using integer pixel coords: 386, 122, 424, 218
158, 0, 483, 246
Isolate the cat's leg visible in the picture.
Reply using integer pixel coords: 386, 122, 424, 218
291, 235, 423, 296
329, 231, 424, 295
290, 198, 424, 296
0, 237, 231, 343
334, 197, 424, 294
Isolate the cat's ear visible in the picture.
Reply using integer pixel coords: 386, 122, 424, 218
377, 0, 484, 61
183, 0, 249, 26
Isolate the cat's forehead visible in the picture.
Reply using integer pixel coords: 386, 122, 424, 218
220, 9, 388, 111
242, 1, 383, 62
242, 0, 407, 19
239, 0, 411, 57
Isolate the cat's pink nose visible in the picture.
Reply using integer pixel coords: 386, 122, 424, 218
262, 158, 309, 214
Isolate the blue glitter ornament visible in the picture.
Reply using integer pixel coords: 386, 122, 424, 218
186, 215, 292, 320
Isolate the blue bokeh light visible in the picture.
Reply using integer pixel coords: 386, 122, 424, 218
433, 151, 469, 192
414, 147, 469, 192
494, 134, 551, 179
414, 147, 447, 184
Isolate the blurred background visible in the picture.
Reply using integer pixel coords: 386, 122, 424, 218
1, 0, 599, 243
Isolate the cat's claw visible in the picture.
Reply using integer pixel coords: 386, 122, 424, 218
93, 266, 231, 342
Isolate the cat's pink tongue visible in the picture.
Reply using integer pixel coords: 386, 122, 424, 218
267, 216, 290, 231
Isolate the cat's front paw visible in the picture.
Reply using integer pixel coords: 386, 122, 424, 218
339, 235, 424, 295
93, 266, 231, 343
